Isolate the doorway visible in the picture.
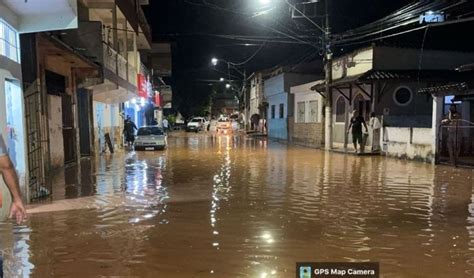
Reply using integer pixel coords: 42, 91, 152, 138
77, 89, 92, 156
62, 94, 76, 164
4, 79, 26, 175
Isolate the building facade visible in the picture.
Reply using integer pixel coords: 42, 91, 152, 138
1, 0, 83, 200
264, 67, 316, 140
290, 80, 325, 148
320, 45, 474, 163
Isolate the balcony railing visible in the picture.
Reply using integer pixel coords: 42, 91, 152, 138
128, 64, 137, 86
103, 42, 117, 72
117, 54, 127, 80
103, 42, 138, 87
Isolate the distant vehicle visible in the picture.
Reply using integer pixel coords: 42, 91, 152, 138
186, 117, 206, 132
217, 117, 232, 135
134, 126, 167, 151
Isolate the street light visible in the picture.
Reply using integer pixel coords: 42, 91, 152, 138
211, 57, 218, 66
226, 83, 231, 89
220, 77, 225, 82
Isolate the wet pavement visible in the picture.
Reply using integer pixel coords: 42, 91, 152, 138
1, 132, 474, 277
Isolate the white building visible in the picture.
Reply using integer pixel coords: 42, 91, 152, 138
0, 0, 79, 200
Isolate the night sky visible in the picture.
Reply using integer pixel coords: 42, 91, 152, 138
143, 0, 474, 117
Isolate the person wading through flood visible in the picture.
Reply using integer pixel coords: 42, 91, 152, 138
123, 116, 138, 149
0, 135, 28, 277
347, 110, 368, 153
442, 104, 462, 165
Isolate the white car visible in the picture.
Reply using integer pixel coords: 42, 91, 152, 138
186, 117, 206, 132
134, 126, 167, 151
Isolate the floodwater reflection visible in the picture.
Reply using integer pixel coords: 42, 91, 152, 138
1, 132, 474, 277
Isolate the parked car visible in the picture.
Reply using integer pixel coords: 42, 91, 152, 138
186, 117, 206, 132
134, 126, 167, 151
217, 117, 232, 135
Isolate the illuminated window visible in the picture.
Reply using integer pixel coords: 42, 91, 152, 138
0, 19, 19, 62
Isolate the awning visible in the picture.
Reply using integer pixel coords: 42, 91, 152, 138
312, 69, 467, 92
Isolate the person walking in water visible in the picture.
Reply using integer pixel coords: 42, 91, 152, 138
123, 116, 138, 148
0, 135, 27, 224
162, 118, 169, 132
347, 110, 368, 153
442, 104, 462, 165
369, 112, 381, 152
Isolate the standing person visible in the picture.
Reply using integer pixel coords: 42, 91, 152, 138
347, 110, 368, 153
162, 118, 169, 132
442, 104, 462, 165
0, 135, 27, 223
123, 116, 137, 148
0, 135, 27, 277
369, 112, 381, 152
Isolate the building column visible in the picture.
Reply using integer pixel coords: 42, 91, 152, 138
431, 96, 443, 164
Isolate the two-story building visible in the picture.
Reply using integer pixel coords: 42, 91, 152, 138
264, 66, 317, 141
1, 0, 84, 200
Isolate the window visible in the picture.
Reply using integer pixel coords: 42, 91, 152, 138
138, 127, 164, 136
309, 100, 318, 123
393, 86, 413, 106
335, 97, 346, 122
297, 102, 305, 123
271, 105, 275, 119
0, 19, 19, 62
279, 103, 284, 119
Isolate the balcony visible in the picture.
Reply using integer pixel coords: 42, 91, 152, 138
101, 42, 137, 96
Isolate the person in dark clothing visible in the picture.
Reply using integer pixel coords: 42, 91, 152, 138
347, 110, 368, 153
123, 116, 138, 148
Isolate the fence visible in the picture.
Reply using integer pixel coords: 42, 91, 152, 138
438, 120, 474, 167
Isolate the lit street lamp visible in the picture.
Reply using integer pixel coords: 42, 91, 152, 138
226, 83, 231, 89
211, 57, 218, 66
220, 77, 225, 82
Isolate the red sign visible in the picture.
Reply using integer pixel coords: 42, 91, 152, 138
154, 91, 163, 107
137, 74, 147, 98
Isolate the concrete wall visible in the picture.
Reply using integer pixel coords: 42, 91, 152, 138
375, 82, 432, 127
48, 95, 65, 168
382, 127, 434, 163
291, 81, 325, 148
93, 101, 122, 152
0, 30, 28, 196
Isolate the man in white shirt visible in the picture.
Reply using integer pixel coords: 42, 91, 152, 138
162, 118, 169, 132
0, 135, 27, 224
369, 112, 381, 152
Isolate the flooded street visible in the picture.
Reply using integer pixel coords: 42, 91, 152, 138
1, 133, 474, 277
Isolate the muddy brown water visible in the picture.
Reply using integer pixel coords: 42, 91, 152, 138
1, 133, 473, 277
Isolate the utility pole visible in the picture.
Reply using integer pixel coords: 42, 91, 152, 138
324, 0, 333, 151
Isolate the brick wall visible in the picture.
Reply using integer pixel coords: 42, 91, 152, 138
291, 122, 325, 148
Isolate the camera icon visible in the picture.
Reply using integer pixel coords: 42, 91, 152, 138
299, 266, 312, 278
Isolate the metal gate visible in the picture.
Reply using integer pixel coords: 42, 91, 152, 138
438, 121, 474, 167
24, 81, 52, 201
